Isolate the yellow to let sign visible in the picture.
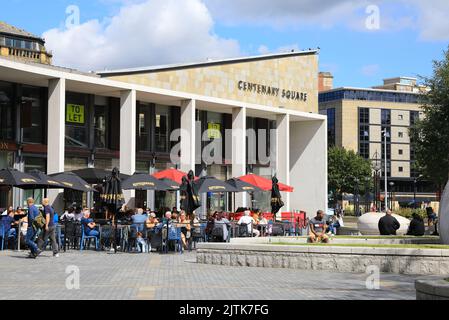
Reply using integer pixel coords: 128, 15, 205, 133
66, 104, 85, 124
207, 123, 221, 139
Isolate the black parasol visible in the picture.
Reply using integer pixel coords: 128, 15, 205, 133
71, 168, 130, 184
0, 168, 42, 189
122, 173, 171, 191
194, 176, 238, 194
100, 167, 125, 211
49, 172, 94, 192
28, 170, 66, 189
271, 175, 284, 216
226, 178, 264, 193
180, 170, 201, 215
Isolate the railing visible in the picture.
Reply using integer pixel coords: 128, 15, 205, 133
0, 45, 52, 62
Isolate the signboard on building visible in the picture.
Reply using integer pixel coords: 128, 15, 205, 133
207, 123, 221, 139
66, 104, 85, 124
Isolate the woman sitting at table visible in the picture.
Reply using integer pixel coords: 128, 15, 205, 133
81, 210, 100, 238
178, 211, 191, 249
146, 212, 159, 229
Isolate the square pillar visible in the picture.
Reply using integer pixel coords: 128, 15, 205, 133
276, 114, 290, 212
120, 89, 136, 206
232, 107, 247, 209
290, 119, 328, 216
180, 99, 196, 173
47, 78, 66, 210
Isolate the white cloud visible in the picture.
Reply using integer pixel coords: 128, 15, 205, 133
411, 0, 449, 41
204, 0, 372, 28
43, 0, 241, 71
257, 43, 301, 55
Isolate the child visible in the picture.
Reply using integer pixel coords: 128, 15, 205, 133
136, 232, 148, 253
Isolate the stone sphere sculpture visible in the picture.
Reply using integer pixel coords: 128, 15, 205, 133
439, 182, 449, 245
357, 212, 410, 236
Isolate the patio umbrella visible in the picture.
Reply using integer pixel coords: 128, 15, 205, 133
100, 168, 125, 253
160, 178, 181, 191
0, 168, 42, 189
49, 172, 94, 192
100, 168, 125, 211
194, 176, 238, 194
271, 176, 284, 216
28, 170, 66, 189
226, 178, 264, 193
153, 168, 198, 185
238, 173, 294, 192
70, 168, 130, 184
180, 170, 201, 215
122, 173, 171, 191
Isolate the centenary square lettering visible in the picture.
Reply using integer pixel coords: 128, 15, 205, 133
237, 80, 308, 102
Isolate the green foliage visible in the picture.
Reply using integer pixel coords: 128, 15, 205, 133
410, 47, 449, 186
394, 208, 426, 219
328, 146, 373, 200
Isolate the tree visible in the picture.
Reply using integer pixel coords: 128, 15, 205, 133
410, 47, 449, 187
328, 147, 373, 208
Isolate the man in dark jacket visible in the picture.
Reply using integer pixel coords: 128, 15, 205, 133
378, 210, 400, 235
407, 212, 425, 236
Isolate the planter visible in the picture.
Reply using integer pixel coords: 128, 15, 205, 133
357, 212, 410, 235
415, 279, 449, 300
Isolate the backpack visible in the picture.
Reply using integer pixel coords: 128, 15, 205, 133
32, 212, 46, 231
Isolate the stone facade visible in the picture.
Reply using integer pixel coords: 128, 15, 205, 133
104, 53, 319, 113
197, 243, 449, 276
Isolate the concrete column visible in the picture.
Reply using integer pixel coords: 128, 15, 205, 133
276, 114, 290, 213
120, 89, 136, 207
232, 107, 247, 209
290, 119, 328, 216
180, 100, 196, 173
47, 78, 66, 210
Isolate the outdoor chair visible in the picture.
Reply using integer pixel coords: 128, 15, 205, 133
163, 227, 183, 254
80, 224, 99, 251
190, 223, 207, 250
0, 225, 16, 250
126, 226, 139, 252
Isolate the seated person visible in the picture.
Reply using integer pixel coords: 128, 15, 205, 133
257, 213, 271, 236
378, 210, 400, 236
146, 212, 159, 229
132, 208, 147, 231
407, 212, 425, 236
328, 213, 344, 235
136, 232, 148, 253
426, 206, 437, 227
61, 207, 76, 221
308, 210, 330, 243
178, 211, 191, 249
81, 210, 99, 238
237, 210, 260, 237
213, 212, 230, 242
1, 209, 17, 240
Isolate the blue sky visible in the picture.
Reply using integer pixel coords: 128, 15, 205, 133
1, 0, 448, 88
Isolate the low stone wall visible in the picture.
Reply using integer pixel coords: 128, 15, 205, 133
416, 279, 449, 300
197, 243, 449, 276
230, 236, 440, 246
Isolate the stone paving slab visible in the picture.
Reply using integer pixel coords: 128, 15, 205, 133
0, 250, 431, 300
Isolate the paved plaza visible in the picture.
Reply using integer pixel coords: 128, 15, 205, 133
0, 250, 430, 300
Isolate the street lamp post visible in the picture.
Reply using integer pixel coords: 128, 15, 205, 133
382, 130, 389, 212
389, 182, 395, 211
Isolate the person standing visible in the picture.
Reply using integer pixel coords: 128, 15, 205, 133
378, 210, 400, 236
26, 198, 41, 258
37, 198, 59, 257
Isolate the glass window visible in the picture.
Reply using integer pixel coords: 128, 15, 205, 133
137, 103, 151, 152
381, 109, 391, 125
154, 105, 170, 153
5, 37, 13, 47
398, 132, 404, 138
94, 106, 107, 149
327, 108, 336, 147
359, 108, 370, 124
65, 92, 89, 148
359, 125, 369, 142
399, 149, 403, 155
22, 157, 47, 206
0, 81, 15, 140
359, 143, 369, 159
21, 85, 45, 144
64, 157, 88, 171
399, 167, 404, 173
0, 151, 14, 208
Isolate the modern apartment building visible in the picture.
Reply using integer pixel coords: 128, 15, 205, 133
319, 76, 439, 210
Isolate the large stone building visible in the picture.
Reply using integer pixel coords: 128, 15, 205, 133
0, 43, 327, 216
0, 21, 52, 65
319, 76, 438, 210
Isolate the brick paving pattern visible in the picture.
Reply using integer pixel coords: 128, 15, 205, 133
0, 250, 428, 300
